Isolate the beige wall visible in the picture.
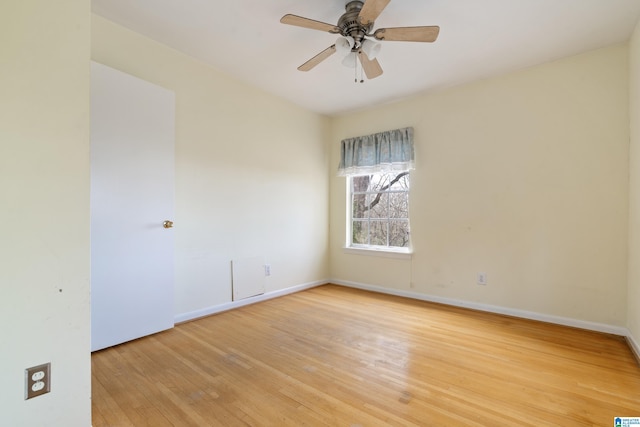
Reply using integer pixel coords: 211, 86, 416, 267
628, 21, 640, 346
0, 1, 91, 425
91, 16, 330, 318
330, 45, 630, 327
1, 7, 636, 424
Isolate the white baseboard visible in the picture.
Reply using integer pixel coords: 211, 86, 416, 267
174, 279, 326, 324
627, 333, 640, 364
332, 279, 629, 337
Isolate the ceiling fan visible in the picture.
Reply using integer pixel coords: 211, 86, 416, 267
280, 0, 440, 80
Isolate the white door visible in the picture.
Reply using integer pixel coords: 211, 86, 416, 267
90, 62, 175, 352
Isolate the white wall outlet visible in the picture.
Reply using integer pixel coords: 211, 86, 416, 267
264, 264, 271, 276
477, 272, 487, 285
25, 363, 50, 400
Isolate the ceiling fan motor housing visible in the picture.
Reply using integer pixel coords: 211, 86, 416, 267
339, 1, 373, 49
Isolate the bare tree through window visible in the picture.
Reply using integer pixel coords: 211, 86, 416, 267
350, 172, 410, 248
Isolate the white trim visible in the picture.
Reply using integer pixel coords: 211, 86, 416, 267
174, 280, 326, 324
332, 279, 629, 337
627, 333, 640, 363
343, 247, 412, 260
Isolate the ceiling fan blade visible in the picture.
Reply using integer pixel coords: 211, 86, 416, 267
358, 0, 391, 25
374, 26, 440, 42
280, 14, 341, 34
298, 45, 337, 72
358, 50, 383, 79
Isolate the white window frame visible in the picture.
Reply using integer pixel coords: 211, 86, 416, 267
345, 172, 412, 257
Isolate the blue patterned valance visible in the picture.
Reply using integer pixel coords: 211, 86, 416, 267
338, 127, 414, 176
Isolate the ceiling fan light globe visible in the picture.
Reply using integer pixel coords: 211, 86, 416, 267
345, 36, 355, 48
335, 36, 355, 56
361, 39, 381, 59
341, 52, 358, 68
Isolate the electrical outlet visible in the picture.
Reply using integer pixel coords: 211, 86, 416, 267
478, 273, 487, 285
25, 363, 50, 400
477, 272, 487, 285
264, 264, 271, 276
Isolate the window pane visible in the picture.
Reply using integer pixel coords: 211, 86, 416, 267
389, 221, 410, 247
368, 193, 388, 219
352, 175, 371, 193
368, 174, 387, 192
394, 173, 410, 190
352, 193, 367, 219
370, 220, 388, 246
352, 220, 368, 245
389, 192, 409, 218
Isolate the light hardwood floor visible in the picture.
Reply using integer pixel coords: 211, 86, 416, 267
92, 284, 640, 426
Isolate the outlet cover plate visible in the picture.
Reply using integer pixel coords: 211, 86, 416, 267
25, 363, 51, 400
477, 272, 487, 285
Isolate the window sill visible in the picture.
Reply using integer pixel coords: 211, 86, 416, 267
342, 246, 413, 260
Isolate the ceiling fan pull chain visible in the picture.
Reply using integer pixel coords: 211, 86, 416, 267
354, 51, 358, 83
355, 51, 364, 83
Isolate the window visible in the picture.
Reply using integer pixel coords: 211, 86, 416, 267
349, 171, 410, 250
338, 126, 414, 253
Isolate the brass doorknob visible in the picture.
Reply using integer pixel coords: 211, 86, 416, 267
163, 220, 174, 229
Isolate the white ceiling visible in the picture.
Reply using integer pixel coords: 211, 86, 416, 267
92, 0, 640, 116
